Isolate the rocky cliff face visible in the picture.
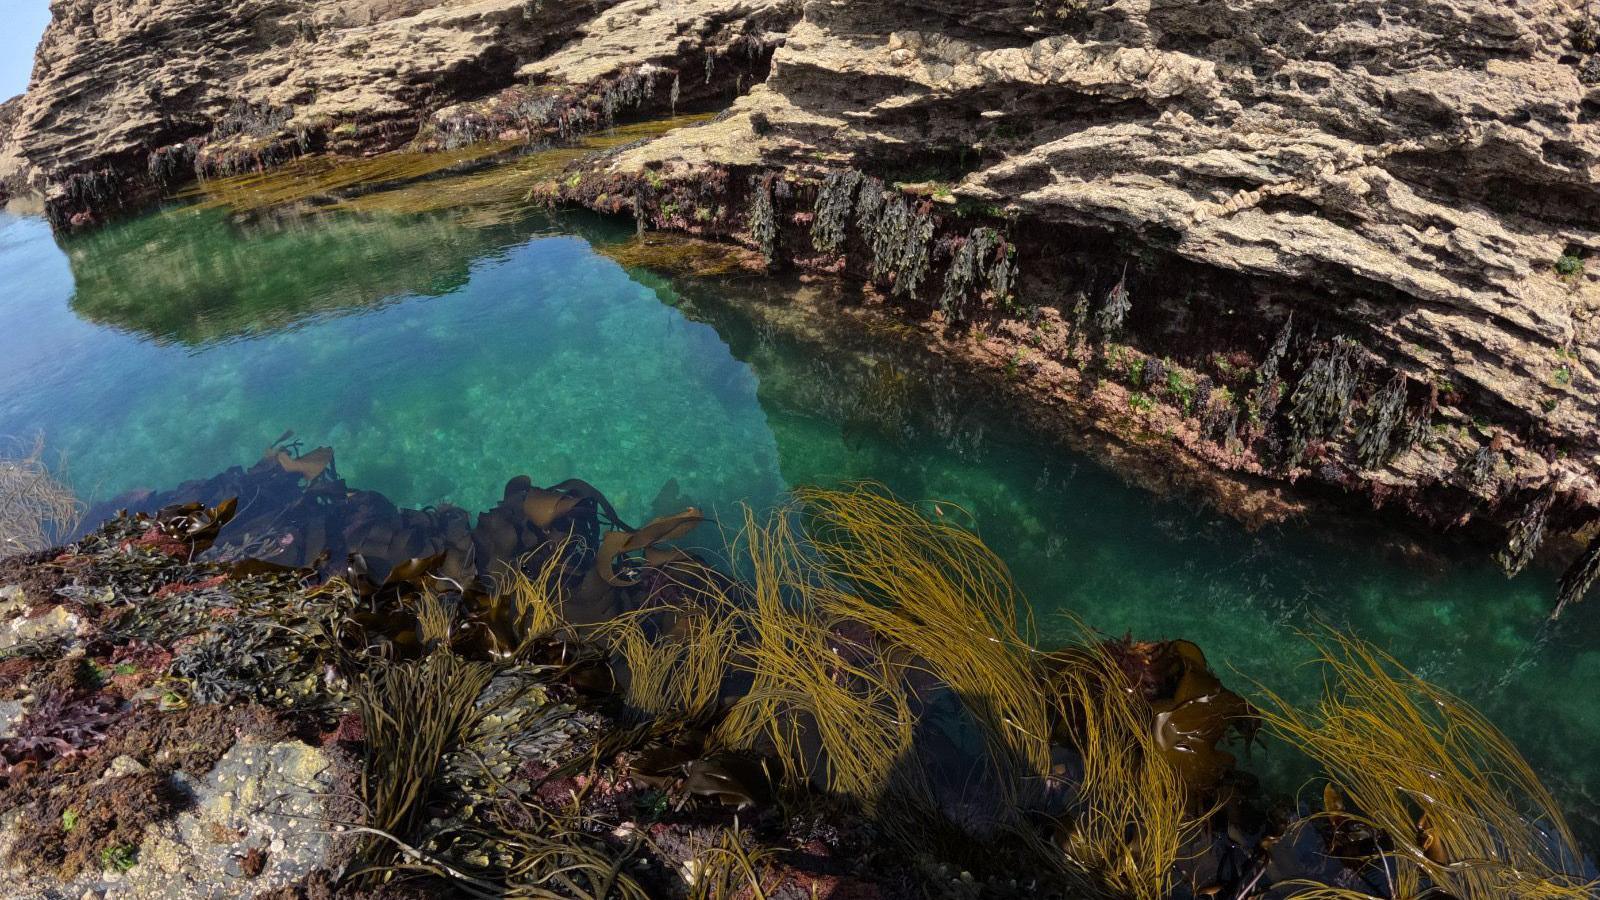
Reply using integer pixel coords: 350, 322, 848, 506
0, 0, 798, 226
548, 0, 1600, 601
5, 0, 1600, 602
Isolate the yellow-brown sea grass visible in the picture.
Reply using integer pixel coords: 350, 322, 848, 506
353, 648, 496, 875
1047, 636, 1197, 900
711, 504, 919, 811
683, 826, 779, 900
600, 595, 738, 722
0, 435, 83, 555
795, 484, 1055, 797
492, 543, 573, 659
1255, 630, 1595, 899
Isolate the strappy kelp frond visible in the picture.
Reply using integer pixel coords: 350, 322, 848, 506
1255, 629, 1595, 900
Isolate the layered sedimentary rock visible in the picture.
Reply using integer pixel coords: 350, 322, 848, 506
4, 0, 1600, 585
0, 0, 798, 225
556, 0, 1600, 575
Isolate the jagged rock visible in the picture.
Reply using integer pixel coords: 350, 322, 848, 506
0, 585, 83, 651
593, 0, 1600, 537
4, 0, 1599, 550
0, 0, 798, 226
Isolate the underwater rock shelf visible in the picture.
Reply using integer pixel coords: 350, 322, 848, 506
0, 448, 1592, 898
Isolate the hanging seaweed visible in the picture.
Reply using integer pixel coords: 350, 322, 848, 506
747, 176, 779, 266
1252, 313, 1294, 421
811, 169, 863, 254
988, 240, 1018, 307
1460, 437, 1502, 488
1553, 528, 1600, 619
1354, 373, 1410, 469
1202, 388, 1241, 447
869, 195, 934, 298
938, 227, 1004, 322
1285, 337, 1360, 465
855, 175, 887, 235
1096, 263, 1132, 337
1497, 492, 1554, 578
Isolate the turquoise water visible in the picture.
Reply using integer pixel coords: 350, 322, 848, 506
2, 172, 1597, 838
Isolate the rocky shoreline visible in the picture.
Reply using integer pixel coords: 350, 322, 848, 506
2, 0, 1599, 609
3, 456, 1594, 899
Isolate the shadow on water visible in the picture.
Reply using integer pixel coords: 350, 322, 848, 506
0, 139, 1597, 850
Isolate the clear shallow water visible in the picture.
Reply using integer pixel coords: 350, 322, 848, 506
2, 163, 1598, 840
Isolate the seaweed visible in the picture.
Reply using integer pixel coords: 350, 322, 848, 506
1497, 492, 1553, 578
1285, 337, 1361, 466
854, 176, 888, 235
1460, 439, 1501, 488
938, 227, 1011, 322
1553, 528, 1600, 619
810, 169, 863, 254
1254, 313, 1294, 420
1047, 641, 1197, 900
1096, 264, 1131, 337
351, 648, 497, 878
747, 176, 779, 266
0, 435, 83, 554
1254, 630, 1594, 899
1353, 373, 1410, 469
869, 196, 934, 298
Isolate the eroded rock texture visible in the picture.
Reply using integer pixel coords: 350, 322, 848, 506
3, 0, 1599, 569
0, 0, 798, 226
592, 0, 1600, 551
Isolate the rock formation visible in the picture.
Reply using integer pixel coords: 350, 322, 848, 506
563, 0, 1600, 576
3, 0, 1599, 589
0, 0, 799, 225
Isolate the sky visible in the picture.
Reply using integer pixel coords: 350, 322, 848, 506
1, 0, 52, 100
